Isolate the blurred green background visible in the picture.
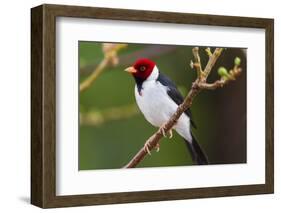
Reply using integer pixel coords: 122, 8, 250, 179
79, 42, 247, 170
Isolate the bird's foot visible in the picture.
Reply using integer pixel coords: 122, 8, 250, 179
144, 142, 151, 155
155, 143, 160, 152
167, 129, 173, 139
144, 142, 161, 155
161, 127, 173, 139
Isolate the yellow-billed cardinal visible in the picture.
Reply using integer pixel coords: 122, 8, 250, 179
125, 58, 208, 165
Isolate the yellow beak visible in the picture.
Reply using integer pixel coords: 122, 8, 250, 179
124, 66, 137, 74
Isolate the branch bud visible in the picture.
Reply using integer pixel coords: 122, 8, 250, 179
205, 48, 212, 57
234, 57, 241, 66
218, 67, 229, 78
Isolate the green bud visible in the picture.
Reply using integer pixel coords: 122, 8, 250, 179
218, 67, 229, 77
234, 57, 241, 66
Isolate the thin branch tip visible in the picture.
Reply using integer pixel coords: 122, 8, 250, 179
80, 43, 127, 92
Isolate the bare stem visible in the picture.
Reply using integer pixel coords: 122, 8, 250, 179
202, 48, 223, 81
192, 47, 203, 79
80, 104, 139, 126
80, 44, 127, 92
80, 58, 109, 92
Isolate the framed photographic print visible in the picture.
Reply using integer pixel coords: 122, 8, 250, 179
31, 4, 274, 208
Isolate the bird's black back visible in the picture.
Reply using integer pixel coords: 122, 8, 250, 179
156, 72, 197, 129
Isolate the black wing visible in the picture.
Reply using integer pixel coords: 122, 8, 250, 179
157, 72, 197, 128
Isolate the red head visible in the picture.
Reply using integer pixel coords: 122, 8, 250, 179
125, 58, 156, 80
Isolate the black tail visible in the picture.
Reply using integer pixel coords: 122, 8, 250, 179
184, 133, 209, 165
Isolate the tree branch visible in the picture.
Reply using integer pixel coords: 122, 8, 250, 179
124, 47, 242, 168
191, 47, 203, 80
202, 48, 223, 81
80, 104, 139, 126
80, 43, 127, 92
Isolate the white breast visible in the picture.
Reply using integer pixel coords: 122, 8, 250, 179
135, 80, 192, 142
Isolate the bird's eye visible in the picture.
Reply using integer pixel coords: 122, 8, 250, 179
140, 66, 146, 72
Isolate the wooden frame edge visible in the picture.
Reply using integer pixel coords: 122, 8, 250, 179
31, 5, 44, 208
265, 18, 274, 194
31, 4, 274, 208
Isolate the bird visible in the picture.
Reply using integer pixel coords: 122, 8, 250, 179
125, 58, 208, 165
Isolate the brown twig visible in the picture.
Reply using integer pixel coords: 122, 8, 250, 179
203, 48, 223, 81
80, 43, 127, 92
80, 104, 139, 126
191, 47, 203, 80
124, 47, 242, 168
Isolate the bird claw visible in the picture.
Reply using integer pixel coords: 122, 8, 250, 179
144, 142, 151, 155
155, 143, 160, 152
168, 129, 173, 139
144, 142, 161, 155
161, 128, 167, 137
144, 126, 174, 155
161, 127, 173, 139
